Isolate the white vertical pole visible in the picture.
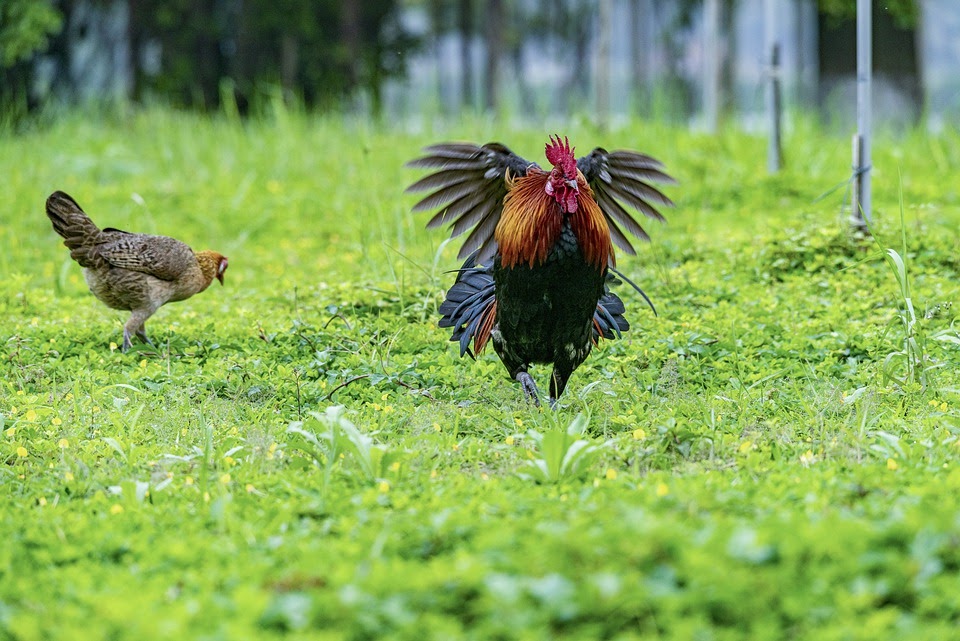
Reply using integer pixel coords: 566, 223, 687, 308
854, 0, 872, 226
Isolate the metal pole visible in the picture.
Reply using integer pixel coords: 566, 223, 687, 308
854, 0, 872, 227
765, 0, 782, 172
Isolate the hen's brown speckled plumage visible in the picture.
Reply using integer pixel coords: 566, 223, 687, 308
45, 191, 228, 351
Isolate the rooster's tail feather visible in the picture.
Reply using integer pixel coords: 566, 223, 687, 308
439, 252, 497, 358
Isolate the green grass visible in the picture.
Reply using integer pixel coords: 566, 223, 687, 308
2, 106, 960, 639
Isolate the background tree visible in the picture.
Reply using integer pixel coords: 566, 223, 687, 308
0, 0, 62, 114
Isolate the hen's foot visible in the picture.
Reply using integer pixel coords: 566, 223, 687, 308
136, 329, 154, 347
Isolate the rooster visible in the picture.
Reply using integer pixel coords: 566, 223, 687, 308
46, 191, 228, 351
407, 136, 673, 406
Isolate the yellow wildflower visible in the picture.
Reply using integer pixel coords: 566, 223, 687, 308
887, 458, 899, 471
16, 446, 28, 458
110, 504, 124, 515
656, 482, 669, 497
605, 468, 618, 480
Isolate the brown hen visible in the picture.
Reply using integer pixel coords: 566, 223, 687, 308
46, 191, 228, 351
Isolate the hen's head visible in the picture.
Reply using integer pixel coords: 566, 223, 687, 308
197, 251, 229, 286
544, 135, 579, 214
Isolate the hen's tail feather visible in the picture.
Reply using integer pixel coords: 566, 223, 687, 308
45, 191, 101, 268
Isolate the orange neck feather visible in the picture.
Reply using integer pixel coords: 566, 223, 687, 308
496, 170, 612, 269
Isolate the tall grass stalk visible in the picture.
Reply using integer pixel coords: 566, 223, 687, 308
877, 178, 931, 390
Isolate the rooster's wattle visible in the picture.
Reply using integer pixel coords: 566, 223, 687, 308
407, 136, 673, 405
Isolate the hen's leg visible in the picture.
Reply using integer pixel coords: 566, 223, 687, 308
123, 311, 153, 352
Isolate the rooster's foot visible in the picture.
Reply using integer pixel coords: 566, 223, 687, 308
515, 372, 542, 407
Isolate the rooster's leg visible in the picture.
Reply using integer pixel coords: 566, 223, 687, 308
515, 371, 542, 407
548, 364, 574, 407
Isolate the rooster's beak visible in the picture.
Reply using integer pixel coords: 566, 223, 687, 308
565, 179, 578, 190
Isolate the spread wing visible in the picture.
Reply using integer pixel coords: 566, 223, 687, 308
96, 230, 196, 281
577, 148, 675, 256
406, 142, 533, 264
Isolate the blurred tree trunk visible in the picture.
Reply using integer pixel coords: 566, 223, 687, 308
561, 5, 592, 113
703, 0, 721, 132
427, 0, 447, 113
629, 0, 652, 116
458, 0, 473, 109
340, 0, 361, 111
483, 0, 502, 112
596, 0, 611, 129
189, 0, 223, 107
126, 0, 143, 101
280, 34, 299, 97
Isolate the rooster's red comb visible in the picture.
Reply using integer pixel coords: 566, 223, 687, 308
544, 135, 577, 176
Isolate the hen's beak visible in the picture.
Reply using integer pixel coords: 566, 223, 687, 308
217, 258, 228, 285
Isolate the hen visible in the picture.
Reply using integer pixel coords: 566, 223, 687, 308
407, 136, 673, 406
46, 191, 228, 351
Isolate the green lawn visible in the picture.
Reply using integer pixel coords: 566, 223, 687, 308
2, 107, 960, 639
